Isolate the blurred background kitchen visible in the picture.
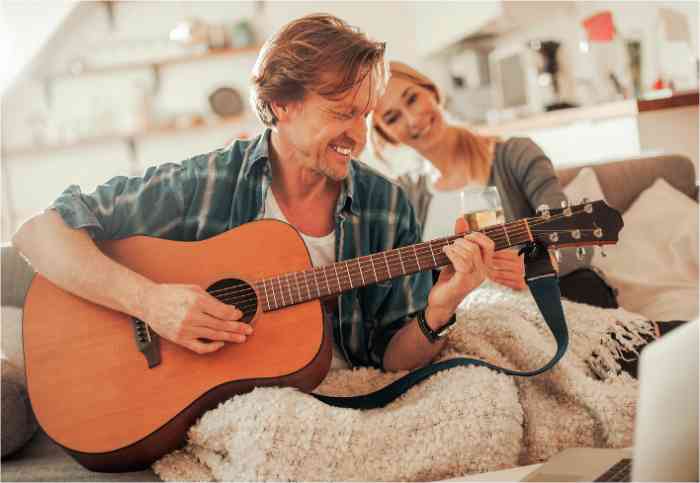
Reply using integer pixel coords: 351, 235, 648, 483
2, 0, 698, 241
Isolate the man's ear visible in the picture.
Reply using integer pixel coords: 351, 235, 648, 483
271, 102, 292, 122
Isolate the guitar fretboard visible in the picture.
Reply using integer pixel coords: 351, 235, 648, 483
252, 218, 533, 312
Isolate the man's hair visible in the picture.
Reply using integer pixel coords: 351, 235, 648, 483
250, 13, 387, 127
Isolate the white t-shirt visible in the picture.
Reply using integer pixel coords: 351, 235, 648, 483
264, 190, 349, 370
422, 182, 463, 242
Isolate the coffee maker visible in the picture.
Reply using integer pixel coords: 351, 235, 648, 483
528, 40, 577, 111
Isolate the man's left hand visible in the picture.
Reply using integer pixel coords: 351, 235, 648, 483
426, 217, 495, 325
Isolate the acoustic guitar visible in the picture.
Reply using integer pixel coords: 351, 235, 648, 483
22, 200, 622, 472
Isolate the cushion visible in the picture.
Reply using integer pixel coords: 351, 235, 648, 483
1, 358, 37, 458
594, 178, 699, 321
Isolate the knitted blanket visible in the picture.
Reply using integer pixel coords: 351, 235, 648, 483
153, 283, 653, 482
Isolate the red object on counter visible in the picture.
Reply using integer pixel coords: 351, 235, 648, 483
583, 11, 615, 42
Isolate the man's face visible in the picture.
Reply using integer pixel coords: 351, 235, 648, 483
275, 72, 380, 181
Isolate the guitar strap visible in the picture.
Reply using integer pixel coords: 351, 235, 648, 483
312, 242, 568, 410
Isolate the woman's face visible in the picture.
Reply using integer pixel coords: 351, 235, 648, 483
374, 75, 446, 151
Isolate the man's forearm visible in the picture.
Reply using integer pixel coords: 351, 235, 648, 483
12, 210, 156, 318
382, 305, 454, 372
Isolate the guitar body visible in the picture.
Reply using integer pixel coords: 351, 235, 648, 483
23, 220, 331, 472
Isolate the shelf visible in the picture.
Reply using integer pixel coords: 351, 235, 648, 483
48, 45, 261, 82
3, 115, 249, 158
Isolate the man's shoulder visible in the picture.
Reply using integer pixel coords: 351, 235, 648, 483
182, 135, 260, 171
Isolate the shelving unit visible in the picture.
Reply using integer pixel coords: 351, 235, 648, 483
3, 114, 250, 158
47, 45, 260, 82
8, 44, 262, 159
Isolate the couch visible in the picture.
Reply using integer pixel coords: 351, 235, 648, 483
1, 153, 697, 482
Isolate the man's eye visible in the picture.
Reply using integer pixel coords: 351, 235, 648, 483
335, 111, 353, 120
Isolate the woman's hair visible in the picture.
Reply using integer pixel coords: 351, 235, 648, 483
250, 13, 387, 127
370, 61, 495, 183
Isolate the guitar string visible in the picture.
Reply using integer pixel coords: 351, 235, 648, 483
209, 209, 590, 310
208, 207, 584, 300
206, 222, 534, 299
208, 208, 596, 310
216, 232, 534, 311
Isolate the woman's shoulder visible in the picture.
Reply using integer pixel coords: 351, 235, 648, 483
496, 137, 546, 163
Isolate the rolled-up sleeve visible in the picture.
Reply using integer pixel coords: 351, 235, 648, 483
49, 160, 196, 241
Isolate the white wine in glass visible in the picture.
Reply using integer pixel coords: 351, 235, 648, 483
460, 186, 505, 230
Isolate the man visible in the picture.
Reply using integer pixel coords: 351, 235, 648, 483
13, 13, 494, 373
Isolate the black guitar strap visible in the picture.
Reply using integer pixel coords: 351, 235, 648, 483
312, 242, 568, 409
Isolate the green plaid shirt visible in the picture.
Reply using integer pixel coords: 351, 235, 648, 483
51, 129, 432, 369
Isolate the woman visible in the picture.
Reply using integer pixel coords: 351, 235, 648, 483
370, 61, 614, 305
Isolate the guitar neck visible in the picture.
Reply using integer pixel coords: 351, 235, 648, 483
253, 218, 534, 312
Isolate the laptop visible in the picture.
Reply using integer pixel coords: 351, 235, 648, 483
522, 319, 699, 482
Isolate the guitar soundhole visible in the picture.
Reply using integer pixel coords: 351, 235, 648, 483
207, 278, 257, 323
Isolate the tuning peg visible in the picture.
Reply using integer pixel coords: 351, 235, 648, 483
561, 200, 572, 216
549, 232, 559, 242
536, 204, 551, 219
580, 197, 590, 204
576, 247, 587, 260
594, 228, 603, 238
571, 229, 581, 240
561, 200, 568, 208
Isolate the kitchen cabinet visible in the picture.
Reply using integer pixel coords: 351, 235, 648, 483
415, 1, 503, 56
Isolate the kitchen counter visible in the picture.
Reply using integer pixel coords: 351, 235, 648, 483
475, 89, 699, 137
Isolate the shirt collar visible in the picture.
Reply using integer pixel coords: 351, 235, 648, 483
243, 128, 360, 217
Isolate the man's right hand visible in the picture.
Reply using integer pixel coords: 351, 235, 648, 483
138, 284, 252, 354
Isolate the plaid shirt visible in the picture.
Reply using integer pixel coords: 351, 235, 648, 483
51, 129, 432, 369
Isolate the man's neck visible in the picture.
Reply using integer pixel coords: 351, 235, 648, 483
269, 130, 340, 204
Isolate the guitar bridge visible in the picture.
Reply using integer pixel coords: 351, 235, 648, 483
132, 317, 161, 368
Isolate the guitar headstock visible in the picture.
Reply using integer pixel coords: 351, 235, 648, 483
528, 200, 623, 249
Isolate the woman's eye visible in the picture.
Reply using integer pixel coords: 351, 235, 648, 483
385, 113, 399, 124
407, 93, 418, 105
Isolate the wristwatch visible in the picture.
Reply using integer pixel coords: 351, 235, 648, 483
417, 307, 457, 343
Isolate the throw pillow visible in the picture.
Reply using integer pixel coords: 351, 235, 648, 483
1, 358, 38, 458
594, 178, 699, 321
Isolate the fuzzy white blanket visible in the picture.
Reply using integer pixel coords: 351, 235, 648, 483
153, 283, 654, 482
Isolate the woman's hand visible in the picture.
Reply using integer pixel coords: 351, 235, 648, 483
488, 249, 527, 291
427, 217, 495, 323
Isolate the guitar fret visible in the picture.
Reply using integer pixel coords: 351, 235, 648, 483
357, 258, 365, 285
398, 248, 406, 275
502, 224, 511, 247
322, 267, 331, 295
267, 278, 278, 310
278, 277, 287, 307
413, 244, 421, 271
261, 280, 270, 311
313, 268, 322, 298
428, 241, 437, 266
286, 273, 295, 305
332, 263, 341, 293
522, 219, 533, 242
303, 270, 311, 299
370, 255, 379, 282
345, 262, 353, 288
383, 251, 392, 278
293, 272, 302, 303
